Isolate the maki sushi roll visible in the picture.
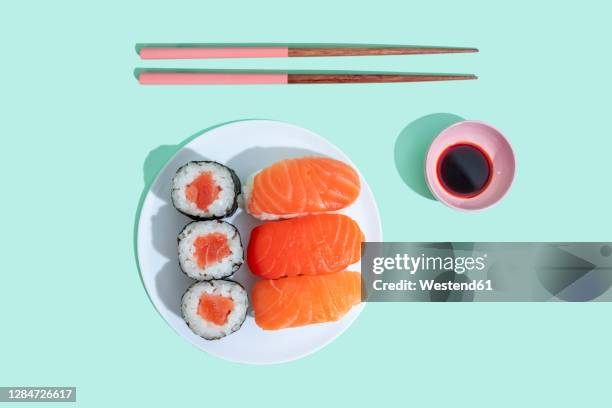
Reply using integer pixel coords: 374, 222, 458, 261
182, 280, 248, 340
172, 161, 241, 220
178, 221, 243, 280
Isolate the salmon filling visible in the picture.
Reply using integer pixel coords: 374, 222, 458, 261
193, 233, 231, 268
197, 293, 234, 326
185, 172, 221, 210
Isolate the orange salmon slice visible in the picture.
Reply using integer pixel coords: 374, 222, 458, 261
193, 233, 231, 268
197, 293, 234, 326
248, 214, 364, 279
252, 271, 361, 330
247, 157, 360, 219
185, 171, 221, 210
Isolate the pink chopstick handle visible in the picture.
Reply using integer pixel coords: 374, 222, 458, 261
139, 47, 289, 59
138, 72, 289, 85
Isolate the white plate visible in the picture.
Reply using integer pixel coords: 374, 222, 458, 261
137, 120, 382, 364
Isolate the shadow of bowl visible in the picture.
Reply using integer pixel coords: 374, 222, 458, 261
394, 113, 464, 200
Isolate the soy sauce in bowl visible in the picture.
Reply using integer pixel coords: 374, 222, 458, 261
436, 143, 492, 198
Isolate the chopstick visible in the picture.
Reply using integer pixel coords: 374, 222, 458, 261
138, 44, 478, 60
137, 71, 477, 85
135, 44, 478, 85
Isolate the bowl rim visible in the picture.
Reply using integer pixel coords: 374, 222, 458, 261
424, 120, 515, 211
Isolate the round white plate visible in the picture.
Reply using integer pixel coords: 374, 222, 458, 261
137, 120, 382, 364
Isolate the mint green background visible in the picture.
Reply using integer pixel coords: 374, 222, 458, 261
1, 0, 611, 406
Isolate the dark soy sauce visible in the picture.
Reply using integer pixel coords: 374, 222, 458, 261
437, 143, 492, 197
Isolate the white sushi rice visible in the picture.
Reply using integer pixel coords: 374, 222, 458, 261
178, 221, 243, 280
181, 280, 248, 340
172, 161, 238, 219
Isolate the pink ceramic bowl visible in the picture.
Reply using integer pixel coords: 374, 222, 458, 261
425, 120, 515, 211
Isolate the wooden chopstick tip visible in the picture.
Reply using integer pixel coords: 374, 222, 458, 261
458, 47, 479, 53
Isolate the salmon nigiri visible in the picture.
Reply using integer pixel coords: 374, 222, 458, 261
252, 271, 361, 330
243, 157, 360, 220
248, 214, 364, 279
